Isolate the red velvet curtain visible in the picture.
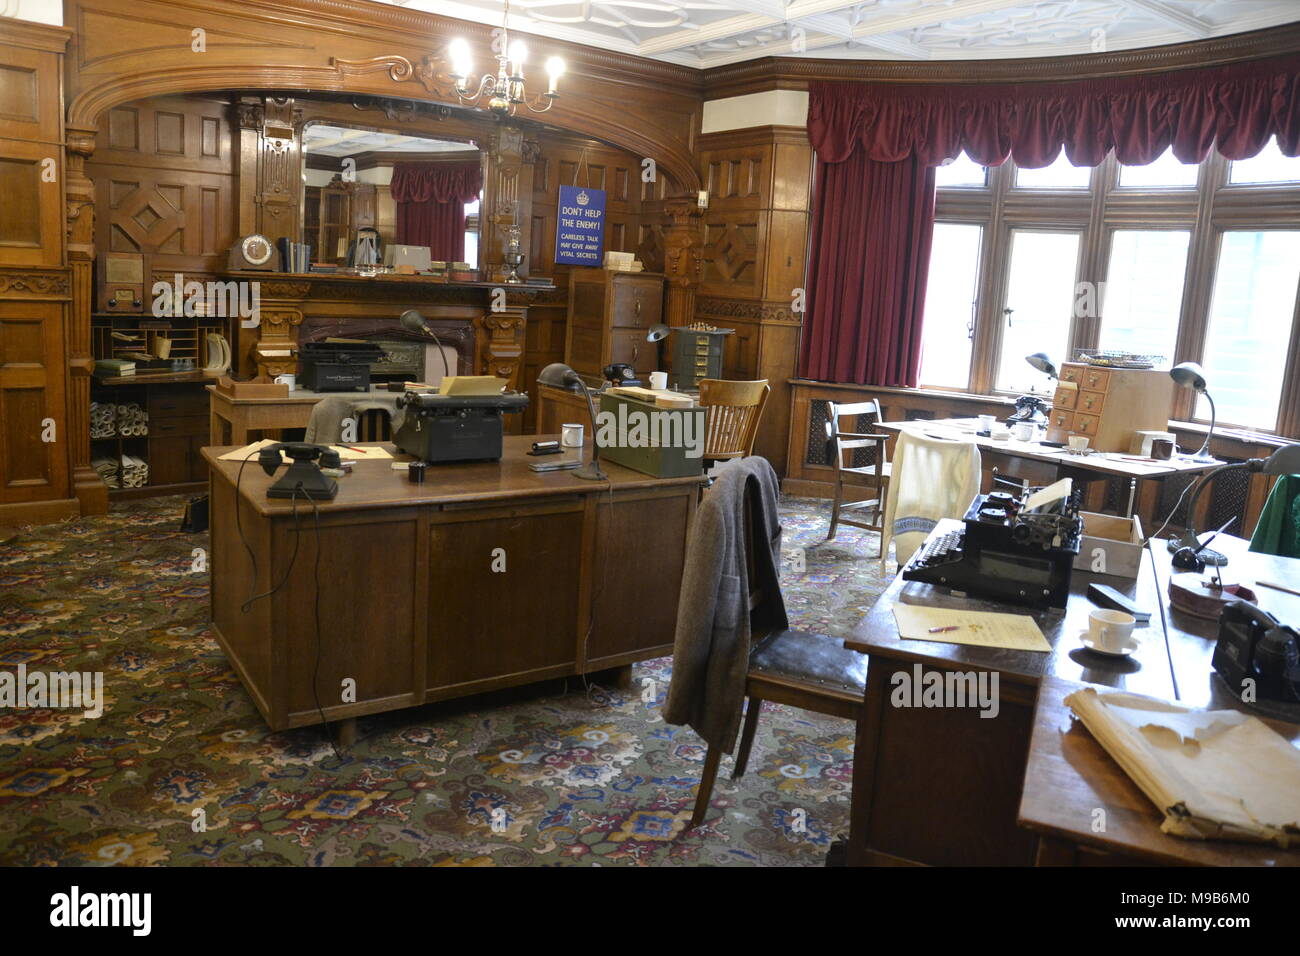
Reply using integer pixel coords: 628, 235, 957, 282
801, 53, 1300, 386
391, 161, 483, 262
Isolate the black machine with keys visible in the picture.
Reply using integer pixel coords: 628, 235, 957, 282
901, 485, 1084, 608
394, 390, 528, 464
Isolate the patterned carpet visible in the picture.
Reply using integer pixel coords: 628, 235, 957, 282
0, 494, 890, 866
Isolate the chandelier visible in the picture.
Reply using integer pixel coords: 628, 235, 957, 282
447, 0, 564, 116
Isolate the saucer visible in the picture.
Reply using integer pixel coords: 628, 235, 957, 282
1079, 630, 1138, 658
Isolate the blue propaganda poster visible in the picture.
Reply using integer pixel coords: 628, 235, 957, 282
554, 185, 606, 266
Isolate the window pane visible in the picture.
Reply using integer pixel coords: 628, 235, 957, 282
919, 223, 982, 388
935, 153, 987, 188
996, 230, 1081, 393
1117, 148, 1199, 188
1229, 136, 1300, 185
1099, 230, 1190, 361
1013, 153, 1091, 190
1199, 231, 1300, 429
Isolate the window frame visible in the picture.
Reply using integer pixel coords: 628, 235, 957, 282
929, 150, 1300, 437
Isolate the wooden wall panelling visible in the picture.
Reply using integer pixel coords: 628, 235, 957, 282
0, 21, 82, 527
693, 126, 812, 474
87, 95, 239, 278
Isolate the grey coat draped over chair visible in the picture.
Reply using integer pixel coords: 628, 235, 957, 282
663, 457, 788, 752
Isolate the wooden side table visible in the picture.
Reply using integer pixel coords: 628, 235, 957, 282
207, 386, 324, 445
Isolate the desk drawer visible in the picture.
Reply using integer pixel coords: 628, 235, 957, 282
1077, 389, 1106, 414
1052, 385, 1078, 410
1073, 413, 1099, 436
151, 414, 207, 438
148, 386, 208, 419
1049, 410, 1075, 432
1079, 367, 1111, 392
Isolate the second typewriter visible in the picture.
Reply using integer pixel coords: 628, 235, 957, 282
900, 479, 1083, 608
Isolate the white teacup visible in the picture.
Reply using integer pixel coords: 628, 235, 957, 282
1087, 608, 1136, 652
1067, 435, 1090, 453
1011, 422, 1034, 442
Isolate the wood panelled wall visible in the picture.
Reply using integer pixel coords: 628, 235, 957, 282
693, 126, 811, 472
0, 20, 84, 526
87, 96, 238, 278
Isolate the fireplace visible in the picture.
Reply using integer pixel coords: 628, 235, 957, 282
297, 315, 475, 387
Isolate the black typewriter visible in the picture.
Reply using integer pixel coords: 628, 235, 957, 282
901, 485, 1083, 608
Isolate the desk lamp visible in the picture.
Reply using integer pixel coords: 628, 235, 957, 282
399, 309, 451, 380
1170, 362, 1217, 464
647, 323, 671, 373
1025, 352, 1058, 381
537, 362, 606, 480
1166, 443, 1300, 567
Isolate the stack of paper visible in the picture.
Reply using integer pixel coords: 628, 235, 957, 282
1066, 687, 1300, 846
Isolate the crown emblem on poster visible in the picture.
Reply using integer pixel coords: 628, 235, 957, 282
576, 190, 590, 206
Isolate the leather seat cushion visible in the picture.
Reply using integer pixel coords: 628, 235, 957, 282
749, 628, 867, 695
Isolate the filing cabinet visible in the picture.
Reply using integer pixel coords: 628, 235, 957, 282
564, 268, 664, 381
1047, 362, 1175, 452
671, 327, 732, 390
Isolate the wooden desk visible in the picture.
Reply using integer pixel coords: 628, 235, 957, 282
842, 526, 1300, 866
878, 417, 1220, 516
204, 437, 700, 735
208, 385, 400, 445
1019, 675, 1300, 867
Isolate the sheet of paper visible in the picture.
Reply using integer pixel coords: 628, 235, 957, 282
218, 440, 392, 461
1026, 477, 1073, 511
893, 604, 1051, 652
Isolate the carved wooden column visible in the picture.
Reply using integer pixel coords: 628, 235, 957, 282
482, 123, 536, 281
64, 125, 108, 515
662, 197, 704, 328
234, 98, 263, 239
256, 97, 302, 245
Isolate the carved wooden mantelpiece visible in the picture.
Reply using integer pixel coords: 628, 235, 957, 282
226, 272, 553, 411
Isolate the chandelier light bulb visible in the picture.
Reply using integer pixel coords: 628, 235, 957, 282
509, 40, 527, 75
448, 38, 472, 78
545, 56, 565, 94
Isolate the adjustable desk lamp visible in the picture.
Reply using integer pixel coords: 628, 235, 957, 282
1166, 444, 1300, 567
537, 362, 606, 481
1169, 361, 1218, 464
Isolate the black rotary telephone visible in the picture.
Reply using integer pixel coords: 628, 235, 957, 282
257, 442, 340, 500
1213, 600, 1300, 708
1007, 394, 1049, 425
602, 363, 642, 388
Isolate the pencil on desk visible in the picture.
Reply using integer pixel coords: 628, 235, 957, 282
928, 625, 960, 633
1257, 579, 1300, 598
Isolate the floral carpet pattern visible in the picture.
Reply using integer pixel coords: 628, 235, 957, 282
0, 495, 890, 866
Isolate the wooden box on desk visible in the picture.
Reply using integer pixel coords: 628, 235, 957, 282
1074, 511, 1143, 579
1047, 363, 1174, 452
597, 393, 704, 478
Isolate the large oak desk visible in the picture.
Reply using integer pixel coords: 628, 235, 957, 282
204, 437, 701, 735
842, 526, 1300, 866
878, 417, 1221, 516
1020, 674, 1300, 867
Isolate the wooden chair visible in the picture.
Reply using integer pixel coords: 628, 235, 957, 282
689, 482, 868, 830
824, 399, 891, 552
354, 407, 391, 442
698, 379, 771, 462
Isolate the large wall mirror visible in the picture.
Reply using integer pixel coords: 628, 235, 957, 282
301, 123, 484, 271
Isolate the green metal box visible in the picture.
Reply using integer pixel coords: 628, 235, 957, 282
597, 392, 706, 478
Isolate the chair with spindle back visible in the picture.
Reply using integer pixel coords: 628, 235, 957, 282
697, 379, 770, 465
824, 399, 891, 553
688, 475, 868, 830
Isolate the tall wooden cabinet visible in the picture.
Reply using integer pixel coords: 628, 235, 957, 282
564, 268, 664, 381
0, 20, 78, 526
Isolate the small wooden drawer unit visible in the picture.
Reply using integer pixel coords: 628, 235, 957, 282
1046, 363, 1174, 452
565, 268, 665, 381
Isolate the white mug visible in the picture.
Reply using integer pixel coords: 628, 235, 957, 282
561, 423, 584, 448
1012, 422, 1034, 442
1088, 608, 1136, 652
274, 374, 295, 389
1068, 435, 1090, 453
978, 414, 996, 433
649, 371, 668, 390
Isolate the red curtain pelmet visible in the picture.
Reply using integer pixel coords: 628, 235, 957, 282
391, 161, 482, 262
800, 54, 1300, 388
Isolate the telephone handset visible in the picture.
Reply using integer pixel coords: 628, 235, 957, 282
257, 442, 340, 500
